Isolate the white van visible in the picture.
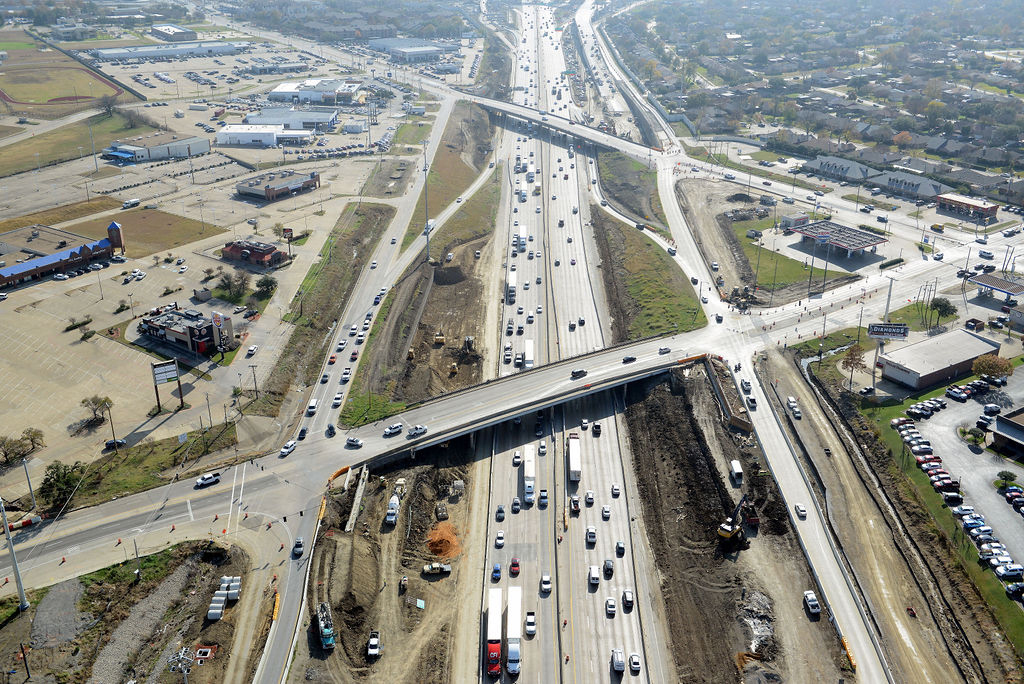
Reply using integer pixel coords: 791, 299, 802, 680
979, 249, 994, 259
588, 566, 600, 584
307, 398, 318, 416
730, 459, 743, 484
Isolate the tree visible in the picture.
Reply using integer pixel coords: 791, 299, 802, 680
255, 275, 277, 299
39, 461, 85, 509
972, 354, 1013, 379
892, 130, 914, 150
271, 222, 285, 238
21, 427, 44, 451
999, 470, 1018, 489
841, 344, 867, 390
97, 94, 118, 116
80, 395, 113, 422
929, 297, 956, 327
0, 436, 30, 463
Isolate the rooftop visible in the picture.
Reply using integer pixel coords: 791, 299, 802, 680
110, 132, 205, 149
881, 328, 1000, 376
968, 273, 1024, 296
789, 220, 889, 251
937, 192, 999, 210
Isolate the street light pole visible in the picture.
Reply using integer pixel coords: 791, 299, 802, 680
127, 292, 135, 317
249, 364, 259, 399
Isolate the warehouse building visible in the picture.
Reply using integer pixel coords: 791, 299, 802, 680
234, 171, 320, 202
102, 132, 209, 162
215, 124, 312, 146
150, 24, 197, 42
90, 41, 250, 61
879, 328, 1001, 390
244, 107, 337, 131
247, 61, 307, 75
267, 79, 362, 105
368, 38, 458, 63
137, 307, 233, 356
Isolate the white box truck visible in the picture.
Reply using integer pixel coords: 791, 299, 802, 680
523, 446, 536, 504
567, 432, 581, 482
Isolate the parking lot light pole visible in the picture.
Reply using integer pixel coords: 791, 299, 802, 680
249, 364, 260, 399
128, 292, 135, 317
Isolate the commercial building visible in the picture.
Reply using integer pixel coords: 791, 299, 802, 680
937, 192, 999, 224
342, 120, 367, 134
801, 155, 882, 184
991, 407, 1024, 457
234, 171, 321, 202
780, 212, 810, 229
247, 61, 307, 75
267, 79, 362, 105
150, 24, 197, 42
137, 307, 234, 355
89, 41, 250, 61
102, 132, 210, 162
368, 38, 458, 63
216, 124, 313, 147
879, 328, 1001, 390
788, 220, 888, 257
244, 107, 337, 131
221, 239, 286, 267
0, 222, 125, 289
872, 170, 952, 202
51, 23, 97, 41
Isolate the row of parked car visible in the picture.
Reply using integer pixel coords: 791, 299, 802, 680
893, 400, 1024, 593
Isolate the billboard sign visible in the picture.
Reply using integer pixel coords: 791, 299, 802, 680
867, 323, 910, 340
211, 311, 223, 328
152, 359, 180, 385
283, 227, 293, 240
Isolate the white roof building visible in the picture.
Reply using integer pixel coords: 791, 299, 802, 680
215, 125, 312, 146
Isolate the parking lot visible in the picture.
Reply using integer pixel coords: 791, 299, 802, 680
902, 375, 1024, 581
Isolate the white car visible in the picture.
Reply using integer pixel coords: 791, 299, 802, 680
540, 574, 551, 593
332, 393, 343, 407
585, 490, 594, 505
611, 483, 620, 497
586, 526, 597, 544
383, 423, 403, 436
803, 590, 821, 614
495, 530, 505, 548
370, 261, 378, 269
280, 440, 296, 456
408, 424, 428, 437
525, 611, 536, 636
795, 504, 807, 518
602, 505, 611, 520
247, 345, 258, 356
178, 265, 188, 273
135, 271, 147, 280
53, 273, 69, 280
605, 598, 616, 615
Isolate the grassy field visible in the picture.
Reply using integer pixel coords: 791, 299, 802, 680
0, 112, 155, 177
597, 150, 667, 227
594, 207, 706, 338
67, 423, 237, 509
391, 116, 434, 150
887, 301, 958, 331
66, 208, 223, 257
0, 196, 121, 232
0, 65, 119, 104
401, 103, 484, 250
428, 164, 501, 260
732, 217, 853, 289
0, 124, 22, 139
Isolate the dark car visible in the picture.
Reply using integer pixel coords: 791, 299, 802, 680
496, 505, 505, 521
326, 423, 336, 437
104, 439, 127, 450
292, 538, 304, 557
622, 356, 636, 364
297, 427, 308, 440
603, 558, 614, 578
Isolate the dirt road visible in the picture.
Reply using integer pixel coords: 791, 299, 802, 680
762, 348, 971, 683
624, 365, 846, 682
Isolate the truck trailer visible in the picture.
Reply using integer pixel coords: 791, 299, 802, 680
506, 586, 522, 674
523, 446, 536, 504
567, 432, 581, 482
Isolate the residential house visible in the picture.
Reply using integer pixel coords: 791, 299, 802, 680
801, 155, 882, 184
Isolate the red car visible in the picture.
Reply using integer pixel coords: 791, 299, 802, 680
350, 350, 359, 362
509, 558, 520, 577
328, 354, 337, 364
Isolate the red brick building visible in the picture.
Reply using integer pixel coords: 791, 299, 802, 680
221, 240, 285, 267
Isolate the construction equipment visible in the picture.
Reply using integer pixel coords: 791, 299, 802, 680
407, 348, 415, 360
449, 362, 458, 376
718, 494, 749, 541
399, 576, 408, 593
433, 330, 446, 345
317, 602, 336, 650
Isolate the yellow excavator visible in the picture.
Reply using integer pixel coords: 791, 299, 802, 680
718, 494, 748, 541
433, 330, 446, 346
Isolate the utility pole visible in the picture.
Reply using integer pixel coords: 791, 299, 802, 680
21, 459, 35, 511
421, 139, 430, 262
870, 275, 896, 393
249, 364, 259, 399
0, 498, 30, 611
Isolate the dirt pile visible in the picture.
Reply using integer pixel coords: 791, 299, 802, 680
426, 521, 461, 559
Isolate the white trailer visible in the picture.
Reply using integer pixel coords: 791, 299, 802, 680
506, 586, 522, 674
523, 339, 534, 369
567, 432, 581, 482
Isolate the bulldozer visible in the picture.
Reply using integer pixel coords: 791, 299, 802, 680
433, 330, 446, 346
407, 348, 415, 361
448, 362, 458, 376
